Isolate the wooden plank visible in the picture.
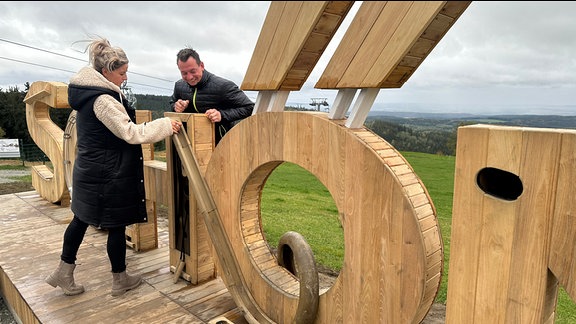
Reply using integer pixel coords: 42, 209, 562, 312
164, 113, 216, 285
269, 1, 327, 89
0, 191, 247, 324
172, 127, 274, 323
446, 125, 490, 324
549, 131, 576, 299
473, 126, 521, 322
316, 1, 471, 89
253, 1, 307, 89
316, 1, 389, 89
143, 160, 167, 205
353, 2, 444, 87
505, 129, 559, 323
242, 1, 286, 90
447, 125, 564, 323
242, 1, 353, 91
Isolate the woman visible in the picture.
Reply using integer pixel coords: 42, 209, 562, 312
46, 37, 182, 297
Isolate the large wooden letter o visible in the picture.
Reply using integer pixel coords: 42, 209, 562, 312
204, 112, 443, 323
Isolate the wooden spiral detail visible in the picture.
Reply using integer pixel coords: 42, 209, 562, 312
23, 81, 71, 204
204, 111, 443, 323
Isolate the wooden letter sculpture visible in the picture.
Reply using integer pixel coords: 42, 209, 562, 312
23, 81, 71, 205
447, 125, 576, 323
225, 1, 470, 322
204, 112, 442, 323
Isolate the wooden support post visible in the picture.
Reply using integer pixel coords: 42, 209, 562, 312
447, 124, 576, 323
165, 112, 216, 284
125, 110, 159, 251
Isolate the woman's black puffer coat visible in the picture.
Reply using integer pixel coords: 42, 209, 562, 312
68, 67, 172, 228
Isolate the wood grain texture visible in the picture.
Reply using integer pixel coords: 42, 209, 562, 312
447, 124, 576, 324
165, 112, 217, 285
204, 111, 442, 323
23, 81, 71, 204
241, 1, 354, 91
316, 1, 471, 89
0, 191, 247, 324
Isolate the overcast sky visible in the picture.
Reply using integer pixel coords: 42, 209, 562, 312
1, 1, 575, 115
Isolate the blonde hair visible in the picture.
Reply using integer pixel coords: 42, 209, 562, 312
83, 37, 129, 74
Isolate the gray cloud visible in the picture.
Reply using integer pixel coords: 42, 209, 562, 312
1, 1, 575, 115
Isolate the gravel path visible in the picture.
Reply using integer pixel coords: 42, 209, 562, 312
0, 296, 17, 324
0, 169, 30, 184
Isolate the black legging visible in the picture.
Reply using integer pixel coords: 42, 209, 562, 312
61, 215, 127, 273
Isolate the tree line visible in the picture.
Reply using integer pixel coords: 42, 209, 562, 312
135, 94, 460, 155
365, 118, 457, 155
0, 87, 457, 159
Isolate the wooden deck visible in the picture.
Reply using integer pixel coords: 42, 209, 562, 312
0, 190, 248, 324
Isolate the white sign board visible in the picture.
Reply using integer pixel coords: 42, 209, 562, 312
0, 139, 20, 158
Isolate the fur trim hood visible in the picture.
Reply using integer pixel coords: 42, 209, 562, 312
68, 66, 125, 110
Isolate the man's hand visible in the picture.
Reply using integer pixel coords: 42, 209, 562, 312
174, 99, 189, 113
205, 108, 221, 122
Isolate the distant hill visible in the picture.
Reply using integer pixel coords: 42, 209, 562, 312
135, 94, 576, 130
367, 111, 576, 131
134, 94, 576, 155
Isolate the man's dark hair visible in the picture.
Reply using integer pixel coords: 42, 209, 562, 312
176, 47, 201, 65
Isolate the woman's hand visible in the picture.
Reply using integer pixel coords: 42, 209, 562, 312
171, 120, 182, 134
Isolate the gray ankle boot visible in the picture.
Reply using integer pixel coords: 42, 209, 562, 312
45, 260, 85, 296
111, 271, 142, 296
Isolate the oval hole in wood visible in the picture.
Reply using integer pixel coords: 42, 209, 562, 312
476, 167, 523, 200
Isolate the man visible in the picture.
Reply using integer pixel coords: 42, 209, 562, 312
170, 48, 254, 144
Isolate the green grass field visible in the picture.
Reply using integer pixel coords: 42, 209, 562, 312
260, 152, 575, 323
